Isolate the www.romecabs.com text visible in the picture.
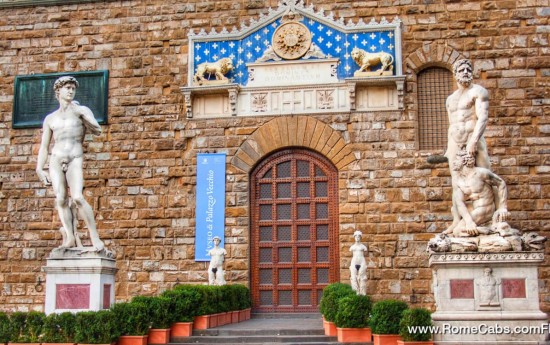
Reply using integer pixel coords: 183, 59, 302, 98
408, 323, 550, 335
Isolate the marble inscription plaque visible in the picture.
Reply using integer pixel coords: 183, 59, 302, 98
450, 279, 474, 299
56, 284, 90, 309
246, 59, 339, 87
502, 279, 526, 298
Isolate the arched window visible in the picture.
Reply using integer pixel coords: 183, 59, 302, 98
417, 67, 454, 151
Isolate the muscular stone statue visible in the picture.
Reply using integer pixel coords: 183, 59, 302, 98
349, 230, 368, 295
443, 150, 510, 237
207, 236, 227, 286
36, 76, 105, 253
445, 59, 493, 235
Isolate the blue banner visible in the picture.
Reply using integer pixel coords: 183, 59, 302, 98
195, 153, 226, 261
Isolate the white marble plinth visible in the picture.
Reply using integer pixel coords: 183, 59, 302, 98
43, 251, 116, 315
430, 252, 548, 344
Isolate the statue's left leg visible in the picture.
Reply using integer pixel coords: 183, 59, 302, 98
66, 157, 104, 251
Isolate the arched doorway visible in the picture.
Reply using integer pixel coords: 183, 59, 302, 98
250, 148, 340, 312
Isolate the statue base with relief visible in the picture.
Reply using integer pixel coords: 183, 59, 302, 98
429, 252, 548, 344
43, 249, 116, 315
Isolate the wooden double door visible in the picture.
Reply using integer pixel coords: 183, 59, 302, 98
250, 148, 339, 312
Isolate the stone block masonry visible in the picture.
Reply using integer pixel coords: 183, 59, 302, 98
0, 0, 548, 314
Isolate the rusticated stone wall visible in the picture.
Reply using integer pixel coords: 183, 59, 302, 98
0, 0, 548, 313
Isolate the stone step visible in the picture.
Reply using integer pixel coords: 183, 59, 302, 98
191, 328, 325, 336
167, 313, 368, 345
171, 335, 338, 343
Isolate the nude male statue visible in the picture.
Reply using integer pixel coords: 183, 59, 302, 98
445, 59, 493, 234
36, 76, 105, 251
207, 236, 227, 286
443, 150, 510, 237
349, 230, 368, 295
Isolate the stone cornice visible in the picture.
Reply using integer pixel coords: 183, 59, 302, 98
429, 251, 545, 266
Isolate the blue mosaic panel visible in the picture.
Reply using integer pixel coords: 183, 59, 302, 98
192, 15, 396, 86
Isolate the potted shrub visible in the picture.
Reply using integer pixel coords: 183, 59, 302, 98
235, 285, 252, 321
398, 308, 433, 345
191, 285, 217, 330
334, 294, 373, 343
370, 300, 409, 345
319, 283, 355, 336
161, 286, 201, 337
74, 310, 118, 345
0, 312, 12, 345
132, 296, 175, 345
42, 312, 76, 345
111, 302, 150, 345
8, 311, 45, 345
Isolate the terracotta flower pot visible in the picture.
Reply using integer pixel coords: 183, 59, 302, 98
148, 329, 170, 344
118, 335, 148, 345
373, 334, 402, 345
324, 320, 337, 336
171, 322, 193, 337
244, 308, 251, 320
44, 343, 76, 345
337, 327, 372, 343
397, 341, 434, 345
193, 315, 210, 330
238, 309, 247, 322
231, 311, 240, 324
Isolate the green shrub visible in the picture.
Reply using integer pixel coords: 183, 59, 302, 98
9, 311, 45, 343
220, 285, 239, 312
161, 287, 201, 322
74, 310, 119, 344
110, 302, 149, 336
227, 284, 251, 310
399, 308, 433, 341
334, 294, 372, 329
172, 285, 212, 316
370, 299, 409, 335
0, 312, 11, 343
132, 296, 175, 329
42, 312, 76, 343
319, 283, 355, 322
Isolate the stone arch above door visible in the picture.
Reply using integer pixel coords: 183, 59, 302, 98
231, 116, 355, 173
405, 42, 465, 74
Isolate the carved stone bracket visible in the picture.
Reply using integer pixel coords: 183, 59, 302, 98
346, 81, 356, 111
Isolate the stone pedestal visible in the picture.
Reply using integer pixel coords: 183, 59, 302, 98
430, 252, 548, 344
43, 251, 116, 315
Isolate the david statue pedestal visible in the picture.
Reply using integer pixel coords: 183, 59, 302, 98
427, 60, 548, 344
36, 76, 116, 314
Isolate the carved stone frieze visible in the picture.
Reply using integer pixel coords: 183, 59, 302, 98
429, 251, 544, 266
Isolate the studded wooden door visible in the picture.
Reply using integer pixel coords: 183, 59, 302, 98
250, 148, 339, 312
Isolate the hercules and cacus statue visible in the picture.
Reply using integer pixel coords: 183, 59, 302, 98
426, 59, 546, 253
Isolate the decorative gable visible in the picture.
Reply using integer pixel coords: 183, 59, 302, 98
182, 0, 405, 118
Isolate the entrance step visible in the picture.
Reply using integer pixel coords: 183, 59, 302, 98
170, 313, 370, 345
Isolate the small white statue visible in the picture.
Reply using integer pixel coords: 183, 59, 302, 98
36, 76, 107, 254
207, 236, 227, 286
349, 230, 368, 295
